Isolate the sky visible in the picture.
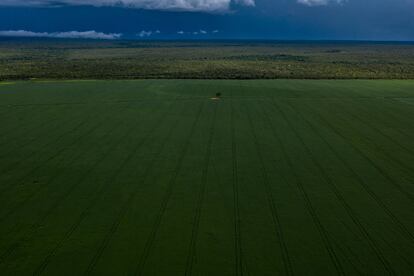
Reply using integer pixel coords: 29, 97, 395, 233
0, 0, 413, 41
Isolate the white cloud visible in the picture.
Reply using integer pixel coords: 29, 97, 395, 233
0, 0, 255, 12
177, 30, 219, 35
0, 30, 122, 39
137, 30, 161, 37
297, 0, 344, 6
138, 30, 152, 37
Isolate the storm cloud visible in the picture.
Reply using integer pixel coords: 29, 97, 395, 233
0, 0, 255, 12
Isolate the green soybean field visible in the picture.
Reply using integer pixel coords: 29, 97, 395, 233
0, 80, 413, 275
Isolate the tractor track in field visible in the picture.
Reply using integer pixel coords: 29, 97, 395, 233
0, 111, 69, 151
342, 243, 365, 275
0, 88, 102, 153
0, 105, 46, 139
331, 236, 364, 276
0, 103, 96, 150
0, 119, 122, 265
0, 108, 90, 167
341, 114, 414, 175
135, 101, 205, 276
0, 106, 103, 187
339, 97, 414, 141
184, 101, 218, 276
265, 98, 346, 276
378, 100, 414, 136
295, 100, 414, 244
84, 99, 184, 275
384, 98, 414, 122
244, 101, 294, 276
334, 100, 414, 166
280, 99, 396, 275
303, 102, 414, 204
32, 100, 175, 276
0, 118, 98, 196
230, 94, 244, 276
348, 99, 414, 144
0, 104, 115, 197
0, 102, 151, 265
0, 87, 97, 145
0, 103, 162, 227
0, 108, 123, 225
377, 232, 414, 267
0, 120, 125, 265
0, 103, 138, 219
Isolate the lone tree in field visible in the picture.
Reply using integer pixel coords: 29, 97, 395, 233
216, 92, 222, 98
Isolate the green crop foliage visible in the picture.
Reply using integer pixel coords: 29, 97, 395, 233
0, 80, 413, 275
